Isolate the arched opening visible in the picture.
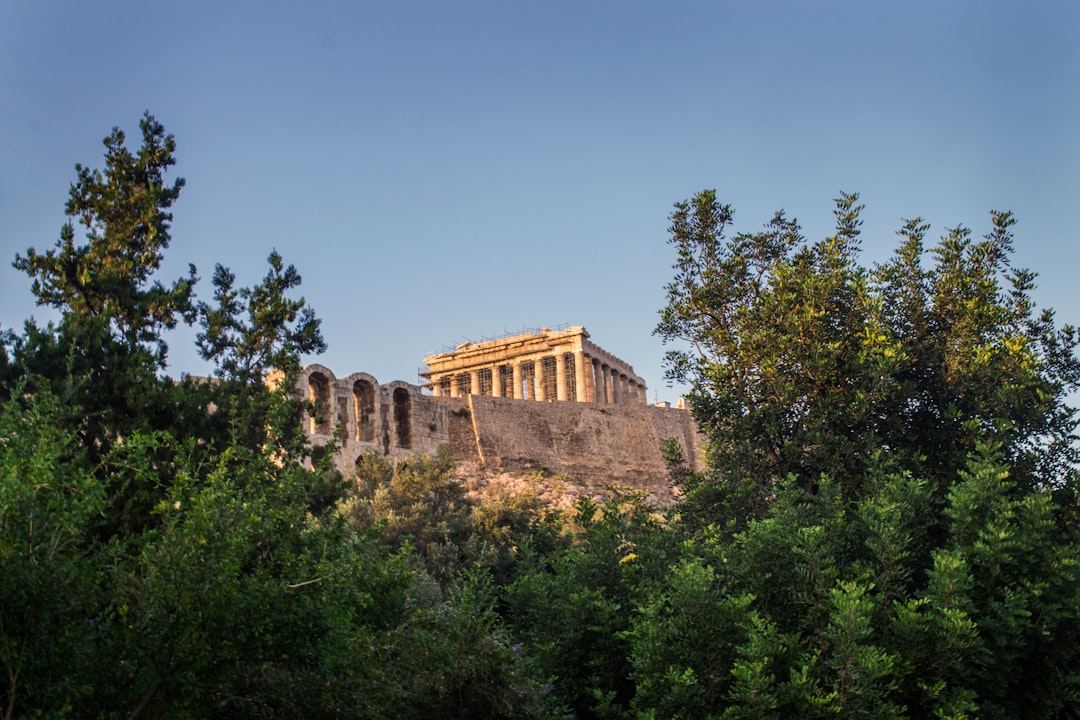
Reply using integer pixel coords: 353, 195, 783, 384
393, 387, 412, 449
353, 379, 376, 443
307, 372, 331, 435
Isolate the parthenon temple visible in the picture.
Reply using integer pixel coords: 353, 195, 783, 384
422, 326, 647, 405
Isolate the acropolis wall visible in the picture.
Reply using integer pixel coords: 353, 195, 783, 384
297, 364, 450, 462
293, 327, 700, 497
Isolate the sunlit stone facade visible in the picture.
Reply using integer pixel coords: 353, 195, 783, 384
421, 326, 647, 405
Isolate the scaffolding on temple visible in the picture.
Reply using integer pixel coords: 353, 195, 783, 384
420, 326, 647, 405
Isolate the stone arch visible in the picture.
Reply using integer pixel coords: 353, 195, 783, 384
351, 376, 377, 443
306, 370, 333, 435
392, 387, 412, 449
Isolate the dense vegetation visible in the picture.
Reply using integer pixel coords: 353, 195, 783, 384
2, 118, 1078, 719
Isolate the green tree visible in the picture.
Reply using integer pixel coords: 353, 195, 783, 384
1, 114, 567, 720
505, 498, 673, 719
11, 112, 196, 454
656, 190, 1079, 515
342, 446, 548, 588
195, 252, 327, 465
0, 391, 106, 719
642, 191, 1080, 719
343, 447, 475, 585
197, 253, 324, 387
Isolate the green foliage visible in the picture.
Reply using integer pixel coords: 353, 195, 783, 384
644, 191, 1080, 719
929, 445, 1080, 718
1, 115, 562, 720
505, 498, 673, 719
630, 559, 754, 718
13, 112, 193, 361
197, 251, 325, 385
10, 113, 197, 457
194, 250, 327, 464
632, 443, 1080, 719
364, 566, 555, 719
344, 446, 475, 584
7, 127, 1080, 720
343, 445, 551, 588
656, 190, 1080, 505
0, 391, 105, 718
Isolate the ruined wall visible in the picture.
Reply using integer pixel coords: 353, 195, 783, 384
447, 394, 702, 490
297, 365, 450, 474
297, 365, 702, 496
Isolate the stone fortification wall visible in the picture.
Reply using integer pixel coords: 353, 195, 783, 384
440, 397, 482, 466
296, 365, 702, 500
297, 365, 450, 472
441, 394, 702, 491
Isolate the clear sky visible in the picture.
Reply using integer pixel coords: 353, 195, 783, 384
2, 1, 1078, 402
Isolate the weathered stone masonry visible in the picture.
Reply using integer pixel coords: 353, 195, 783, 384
298, 364, 450, 462
422, 326, 648, 405
296, 327, 701, 492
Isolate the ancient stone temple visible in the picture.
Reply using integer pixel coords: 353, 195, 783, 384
421, 326, 647, 405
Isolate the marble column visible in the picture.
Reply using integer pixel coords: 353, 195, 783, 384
574, 351, 587, 402
512, 362, 523, 400
555, 353, 568, 401
534, 358, 545, 401
588, 358, 598, 402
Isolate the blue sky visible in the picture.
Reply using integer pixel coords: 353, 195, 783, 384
2, 1, 1078, 402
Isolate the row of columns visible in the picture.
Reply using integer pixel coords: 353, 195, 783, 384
431, 350, 647, 405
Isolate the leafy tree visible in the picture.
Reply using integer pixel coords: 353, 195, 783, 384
0, 391, 106, 719
195, 252, 327, 464
2, 114, 570, 720
342, 446, 550, 588
11, 112, 196, 454
631, 442, 1080, 719
343, 447, 475, 584
13, 112, 193, 359
197, 252, 324, 387
505, 498, 673, 719
85, 430, 417, 719
641, 191, 1080, 720
656, 190, 1080, 515
629, 559, 754, 719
